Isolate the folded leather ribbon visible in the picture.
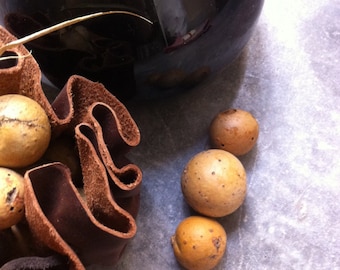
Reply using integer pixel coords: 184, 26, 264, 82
0, 26, 142, 269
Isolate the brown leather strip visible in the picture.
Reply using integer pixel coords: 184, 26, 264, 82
85, 102, 142, 195
0, 26, 141, 141
0, 26, 141, 269
24, 162, 137, 269
51, 75, 141, 142
75, 119, 141, 219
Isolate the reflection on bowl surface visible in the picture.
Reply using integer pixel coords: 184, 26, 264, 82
0, 0, 264, 100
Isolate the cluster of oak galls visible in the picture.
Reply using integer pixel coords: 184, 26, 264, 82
0, 94, 51, 230
0, 94, 259, 270
171, 108, 259, 270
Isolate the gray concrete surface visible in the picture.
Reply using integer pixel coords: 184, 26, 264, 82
104, 0, 340, 269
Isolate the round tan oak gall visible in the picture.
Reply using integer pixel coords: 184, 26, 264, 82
171, 216, 227, 270
0, 94, 51, 168
181, 149, 247, 217
209, 109, 259, 156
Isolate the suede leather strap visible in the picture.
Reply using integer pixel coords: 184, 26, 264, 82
0, 26, 141, 269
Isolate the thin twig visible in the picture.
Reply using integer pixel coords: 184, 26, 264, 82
0, 51, 32, 62
0, 10, 152, 56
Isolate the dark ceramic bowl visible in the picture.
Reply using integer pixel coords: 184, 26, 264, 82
0, 0, 264, 100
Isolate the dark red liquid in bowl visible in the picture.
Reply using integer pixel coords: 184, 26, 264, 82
0, 0, 264, 100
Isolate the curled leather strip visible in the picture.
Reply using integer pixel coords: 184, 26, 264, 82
0, 26, 142, 269
24, 162, 139, 269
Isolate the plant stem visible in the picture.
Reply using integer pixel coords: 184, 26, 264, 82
0, 10, 153, 56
